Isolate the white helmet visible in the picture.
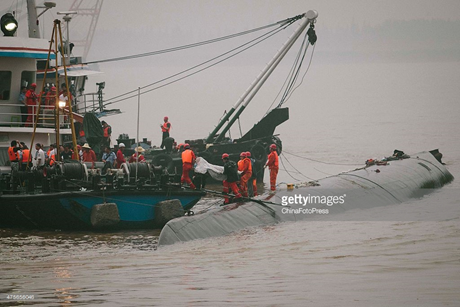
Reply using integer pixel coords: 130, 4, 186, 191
119, 143, 125, 148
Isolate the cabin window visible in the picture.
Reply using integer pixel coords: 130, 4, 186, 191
0, 71, 12, 100
21, 71, 35, 89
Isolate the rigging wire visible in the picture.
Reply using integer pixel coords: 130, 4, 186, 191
84, 15, 304, 65
282, 43, 316, 103
281, 152, 316, 181
101, 19, 298, 107
283, 150, 363, 166
278, 155, 301, 182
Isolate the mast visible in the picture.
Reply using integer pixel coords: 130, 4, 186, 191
207, 10, 318, 144
26, 0, 40, 38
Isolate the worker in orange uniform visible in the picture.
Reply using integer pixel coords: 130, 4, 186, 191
222, 153, 242, 204
181, 144, 196, 189
102, 121, 112, 148
246, 151, 258, 196
237, 152, 252, 197
20, 143, 31, 171
160, 116, 171, 149
8, 140, 21, 189
264, 144, 279, 192
25, 83, 38, 127
45, 86, 57, 109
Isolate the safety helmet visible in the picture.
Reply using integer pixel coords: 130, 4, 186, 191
119, 143, 125, 148
240, 152, 246, 157
164, 116, 168, 121
31, 83, 37, 88
222, 153, 229, 159
50, 86, 56, 91
270, 144, 277, 150
184, 143, 190, 149
245, 151, 251, 157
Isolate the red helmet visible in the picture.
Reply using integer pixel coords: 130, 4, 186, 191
270, 144, 277, 150
245, 151, 251, 157
184, 143, 190, 149
31, 83, 37, 88
222, 153, 229, 159
240, 152, 246, 157
164, 116, 168, 121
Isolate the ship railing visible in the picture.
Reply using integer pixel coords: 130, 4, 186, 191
0, 103, 70, 128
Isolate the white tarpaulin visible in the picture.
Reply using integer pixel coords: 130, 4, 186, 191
194, 157, 226, 181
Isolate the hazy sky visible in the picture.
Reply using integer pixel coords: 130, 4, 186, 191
2, 0, 460, 143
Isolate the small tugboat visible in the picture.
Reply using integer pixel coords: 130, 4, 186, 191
0, 3, 204, 231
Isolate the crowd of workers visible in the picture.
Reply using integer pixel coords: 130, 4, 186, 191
8, 113, 279, 200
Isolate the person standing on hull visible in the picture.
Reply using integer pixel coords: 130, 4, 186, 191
238, 152, 252, 197
8, 140, 21, 189
181, 144, 196, 190
160, 116, 171, 149
246, 151, 258, 196
129, 146, 146, 163
264, 144, 279, 192
18, 86, 28, 125
222, 153, 242, 204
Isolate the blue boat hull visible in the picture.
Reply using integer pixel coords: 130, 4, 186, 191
0, 190, 203, 230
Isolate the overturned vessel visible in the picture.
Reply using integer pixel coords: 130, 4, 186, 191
158, 150, 453, 245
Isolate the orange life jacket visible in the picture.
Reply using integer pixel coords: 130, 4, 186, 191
22, 149, 30, 163
181, 149, 195, 164
161, 122, 171, 133
103, 126, 111, 138
79, 129, 85, 137
8, 147, 19, 162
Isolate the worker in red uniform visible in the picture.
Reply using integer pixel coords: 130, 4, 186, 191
25, 83, 38, 127
181, 144, 196, 189
82, 143, 97, 169
129, 146, 146, 163
237, 152, 252, 197
45, 86, 57, 109
264, 144, 279, 192
116, 143, 126, 168
222, 153, 242, 204
246, 151, 258, 196
102, 121, 112, 148
160, 116, 171, 149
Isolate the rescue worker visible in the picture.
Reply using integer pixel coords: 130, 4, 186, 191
45, 86, 57, 108
61, 144, 74, 161
46, 144, 56, 166
160, 116, 171, 149
101, 146, 116, 174
8, 140, 21, 188
34, 143, 45, 169
20, 143, 31, 171
222, 153, 242, 204
264, 144, 279, 192
129, 146, 146, 163
116, 143, 126, 168
82, 143, 97, 169
246, 151, 258, 196
19, 86, 28, 124
102, 121, 112, 148
25, 83, 38, 127
237, 152, 252, 197
181, 144, 196, 189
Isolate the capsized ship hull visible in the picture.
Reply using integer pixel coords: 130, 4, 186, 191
158, 150, 453, 245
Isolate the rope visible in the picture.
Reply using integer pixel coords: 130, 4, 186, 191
283, 150, 362, 166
